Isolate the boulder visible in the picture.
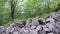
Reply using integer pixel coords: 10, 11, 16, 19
46, 23, 55, 31
46, 18, 55, 26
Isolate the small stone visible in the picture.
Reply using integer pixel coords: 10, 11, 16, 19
36, 25, 42, 31
31, 18, 39, 26
31, 26, 36, 29
22, 27, 29, 34
29, 29, 38, 34
43, 25, 50, 32
47, 32, 53, 34
13, 31, 20, 34
0, 28, 2, 34
46, 18, 55, 25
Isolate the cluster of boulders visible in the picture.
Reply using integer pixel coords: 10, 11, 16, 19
0, 11, 60, 34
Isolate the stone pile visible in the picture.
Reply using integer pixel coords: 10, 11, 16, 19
0, 11, 60, 34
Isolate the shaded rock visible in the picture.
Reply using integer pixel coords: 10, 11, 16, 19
46, 18, 55, 26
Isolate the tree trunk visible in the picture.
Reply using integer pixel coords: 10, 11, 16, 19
10, 0, 17, 21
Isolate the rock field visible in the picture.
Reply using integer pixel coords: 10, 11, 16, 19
0, 11, 60, 34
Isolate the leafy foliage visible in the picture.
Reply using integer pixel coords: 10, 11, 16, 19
0, 0, 60, 25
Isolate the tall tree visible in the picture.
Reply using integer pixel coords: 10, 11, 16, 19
10, 0, 17, 21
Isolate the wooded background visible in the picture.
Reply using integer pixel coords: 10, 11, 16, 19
0, 0, 60, 25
